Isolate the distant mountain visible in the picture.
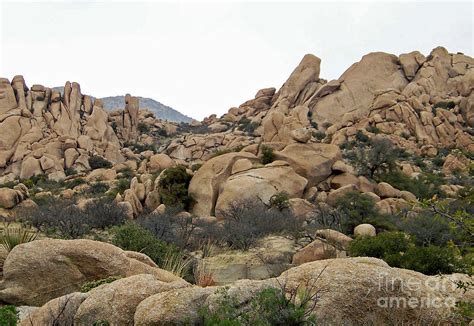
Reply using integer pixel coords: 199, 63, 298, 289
52, 87, 192, 123
100, 96, 192, 123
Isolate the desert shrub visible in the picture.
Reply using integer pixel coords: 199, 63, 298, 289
138, 122, 150, 133
220, 199, 301, 250
22, 174, 64, 192
433, 101, 456, 110
400, 245, 465, 275
400, 213, 453, 247
117, 167, 134, 179
377, 170, 444, 199
112, 221, 176, 265
80, 276, 121, 292
113, 178, 131, 196
355, 130, 369, 143
161, 250, 193, 278
238, 117, 259, 134
269, 192, 290, 211
89, 182, 110, 195
261, 146, 275, 164
344, 138, 400, 179
23, 198, 126, 239
23, 199, 89, 238
124, 141, 157, 154
64, 167, 77, 176
366, 125, 381, 134
158, 166, 193, 210
0, 226, 37, 253
177, 123, 211, 134
138, 209, 197, 249
0, 305, 17, 326
65, 177, 86, 189
312, 131, 326, 141
82, 198, 127, 229
334, 191, 393, 234
88, 156, 112, 170
199, 284, 318, 325
191, 163, 203, 171
348, 231, 411, 267
212, 146, 244, 158
349, 231, 467, 275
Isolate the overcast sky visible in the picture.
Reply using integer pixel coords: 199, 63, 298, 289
0, 1, 472, 120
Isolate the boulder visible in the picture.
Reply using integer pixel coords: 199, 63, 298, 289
74, 275, 188, 326
148, 154, 175, 173
0, 239, 184, 306
292, 239, 343, 264
0, 188, 20, 209
274, 143, 341, 187
214, 165, 307, 218
19, 157, 42, 180
375, 182, 401, 198
18, 292, 88, 326
188, 152, 259, 217
354, 223, 376, 237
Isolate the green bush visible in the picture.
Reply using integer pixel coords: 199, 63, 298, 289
65, 177, 86, 189
433, 101, 456, 110
313, 131, 326, 141
138, 122, 150, 133
0, 305, 17, 326
349, 231, 467, 275
88, 156, 112, 170
238, 117, 259, 134
158, 166, 193, 209
378, 170, 444, 200
400, 213, 453, 247
89, 182, 110, 195
261, 146, 275, 164
269, 192, 290, 211
335, 191, 392, 234
366, 125, 381, 134
344, 138, 400, 178
400, 245, 465, 275
199, 286, 317, 326
80, 276, 121, 292
112, 222, 176, 265
64, 167, 77, 176
349, 231, 410, 267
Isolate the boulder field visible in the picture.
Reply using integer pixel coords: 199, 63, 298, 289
7, 239, 471, 325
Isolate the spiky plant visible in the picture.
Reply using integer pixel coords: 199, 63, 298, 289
0, 226, 37, 253
161, 250, 192, 278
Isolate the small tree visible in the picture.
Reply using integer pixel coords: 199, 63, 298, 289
158, 166, 193, 210
345, 138, 400, 178
261, 146, 275, 164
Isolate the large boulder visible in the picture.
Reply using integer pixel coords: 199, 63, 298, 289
188, 152, 259, 217
310, 52, 408, 124
0, 188, 20, 209
0, 239, 184, 306
132, 258, 472, 325
147, 153, 175, 173
214, 164, 307, 218
74, 275, 188, 326
274, 143, 341, 187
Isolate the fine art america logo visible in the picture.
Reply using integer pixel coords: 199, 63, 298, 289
376, 275, 458, 309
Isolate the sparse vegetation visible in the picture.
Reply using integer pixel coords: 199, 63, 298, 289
261, 146, 275, 164
157, 166, 193, 210
0, 305, 17, 326
0, 225, 37, 253
88, 156, 112, 170
80, 276, 122, 292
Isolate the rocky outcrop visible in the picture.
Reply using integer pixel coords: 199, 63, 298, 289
0, 239, 185, 306
0, 77, 127, 181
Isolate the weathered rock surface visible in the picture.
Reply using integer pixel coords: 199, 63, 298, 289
0, 239, 184, 306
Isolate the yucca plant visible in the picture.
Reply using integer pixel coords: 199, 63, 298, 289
0, 225, 37, 253
161, 250, 192, 278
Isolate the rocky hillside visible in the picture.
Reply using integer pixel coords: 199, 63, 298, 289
0, 46, 472, 324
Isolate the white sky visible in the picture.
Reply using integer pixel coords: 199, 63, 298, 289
0, 1, 472, 120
